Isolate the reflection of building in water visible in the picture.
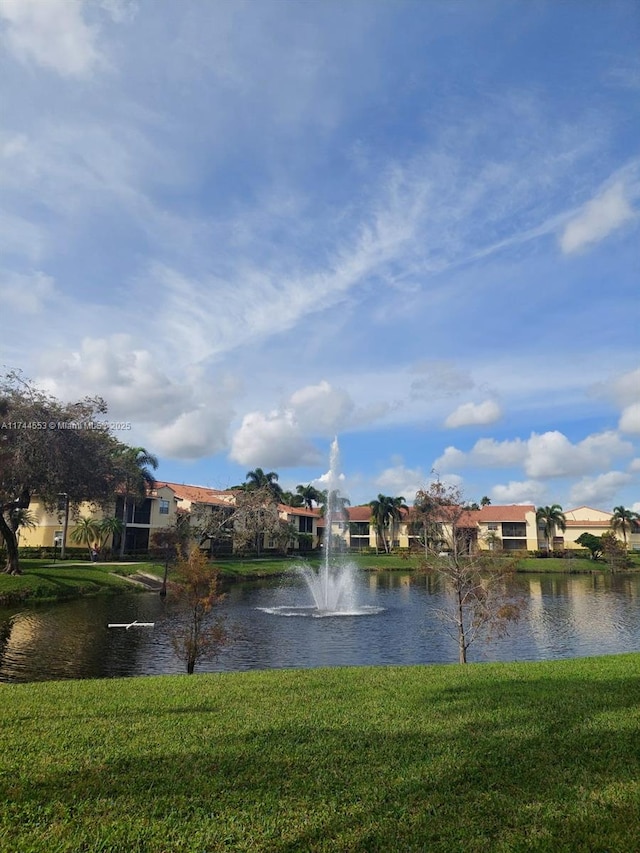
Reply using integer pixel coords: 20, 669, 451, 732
523, 574, 635, 659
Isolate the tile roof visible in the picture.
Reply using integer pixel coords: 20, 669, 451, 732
346, 506, 373, 522
477, 505, 535, 523
155, 481, 237, 506
278, 504, 321, 517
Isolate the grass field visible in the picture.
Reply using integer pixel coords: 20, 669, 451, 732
1, 655, 639, 852
0, 559, 154, 605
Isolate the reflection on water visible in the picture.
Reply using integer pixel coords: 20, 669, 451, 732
2, 571, 640, 682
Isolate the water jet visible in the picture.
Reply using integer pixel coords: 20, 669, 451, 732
261, 438, 383, 618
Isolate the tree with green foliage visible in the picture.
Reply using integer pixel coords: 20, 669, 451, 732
480, 496, 492, 507
98, 517, 124, 557
0, 371, 125, 574
535, 504, 567, 554
414, 481, 523, 663
575, 532, 603, 560
169, 547, 227, 674
368, 494, 408, 554
319, 489, 350, 519
70, 516, 102, 556
114, 446, 158, 557
244, 468, 283, 501
281, 490, 304, 508
296, 483, 324, 510
601, 530, 629, 572
611, 505, 639, 550
70, 516, 123, 559
6, 507, 37, 545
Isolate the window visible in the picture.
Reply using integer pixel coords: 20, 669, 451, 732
298, 516, 313, 533
502, 522, 526, 538
487, 523, 498, 531
503, 539, 527, 551
349, 522, 370, 536
159, 499, 170, 515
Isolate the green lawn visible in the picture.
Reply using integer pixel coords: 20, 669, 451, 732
516, 556, 598, 573
0, 559, 154, 605
1, 655, 639, 851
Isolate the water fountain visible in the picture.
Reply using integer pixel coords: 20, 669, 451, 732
260, 438, 382, 617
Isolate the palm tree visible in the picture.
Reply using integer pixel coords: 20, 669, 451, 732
296, 483, 323, 510
536, 504, 566, 555
244, 468, 283, 501
70, 516, 101, 557
98, 517, 124, 558
7, 507, 37, 545
319, 489, 350, 517
369, 494, 408, 554
480, 496, 492, 507
114, 446, 158, 557
281, 490, 304, 508
611, 506, 639, 550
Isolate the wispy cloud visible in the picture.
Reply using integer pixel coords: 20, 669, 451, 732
0, 0, 103, 77
1, 0, 638, 511
560, 180, 636, 253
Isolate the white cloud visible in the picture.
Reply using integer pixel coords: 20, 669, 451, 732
590, 366, 640, 434
619, 403, 640, 434
591, 365, 640, 409
524, 430, 633, 478
289, 381, 354, 434
437, 430, 632, 479
149, 404, 232, 460
374, 464, 426, 500
36, 334, 208, 423
491, 480, 547, 505
568, 471, 633, 508
230, 409, 321, 469
32, 334, 247, 459
0, 270, 56, 313
629, 458, 640, 473
560, 181, 635, 254
0, 0, 102, 77
444, 399, 502, 428
435, 437, 525, 471
433, 445, 467, 472
228, 379, 391, 469
610, 366, 640, 407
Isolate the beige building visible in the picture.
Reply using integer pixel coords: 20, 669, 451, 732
157, 481, 321, 555
332, 503, 630, 554
17, 483, 636, 557
19, 485, 179, 554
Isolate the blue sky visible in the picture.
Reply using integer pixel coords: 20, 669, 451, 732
1, 0, 639, 510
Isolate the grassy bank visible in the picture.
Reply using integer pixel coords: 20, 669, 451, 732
1, 655, 640, 851
0, 560, 155, 605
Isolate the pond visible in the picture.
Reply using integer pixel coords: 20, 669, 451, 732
1, 570, 640, 682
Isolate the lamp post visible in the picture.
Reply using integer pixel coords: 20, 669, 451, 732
57, 493, 69, 560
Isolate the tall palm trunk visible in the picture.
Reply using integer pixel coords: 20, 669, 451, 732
119, 496, 128, 558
